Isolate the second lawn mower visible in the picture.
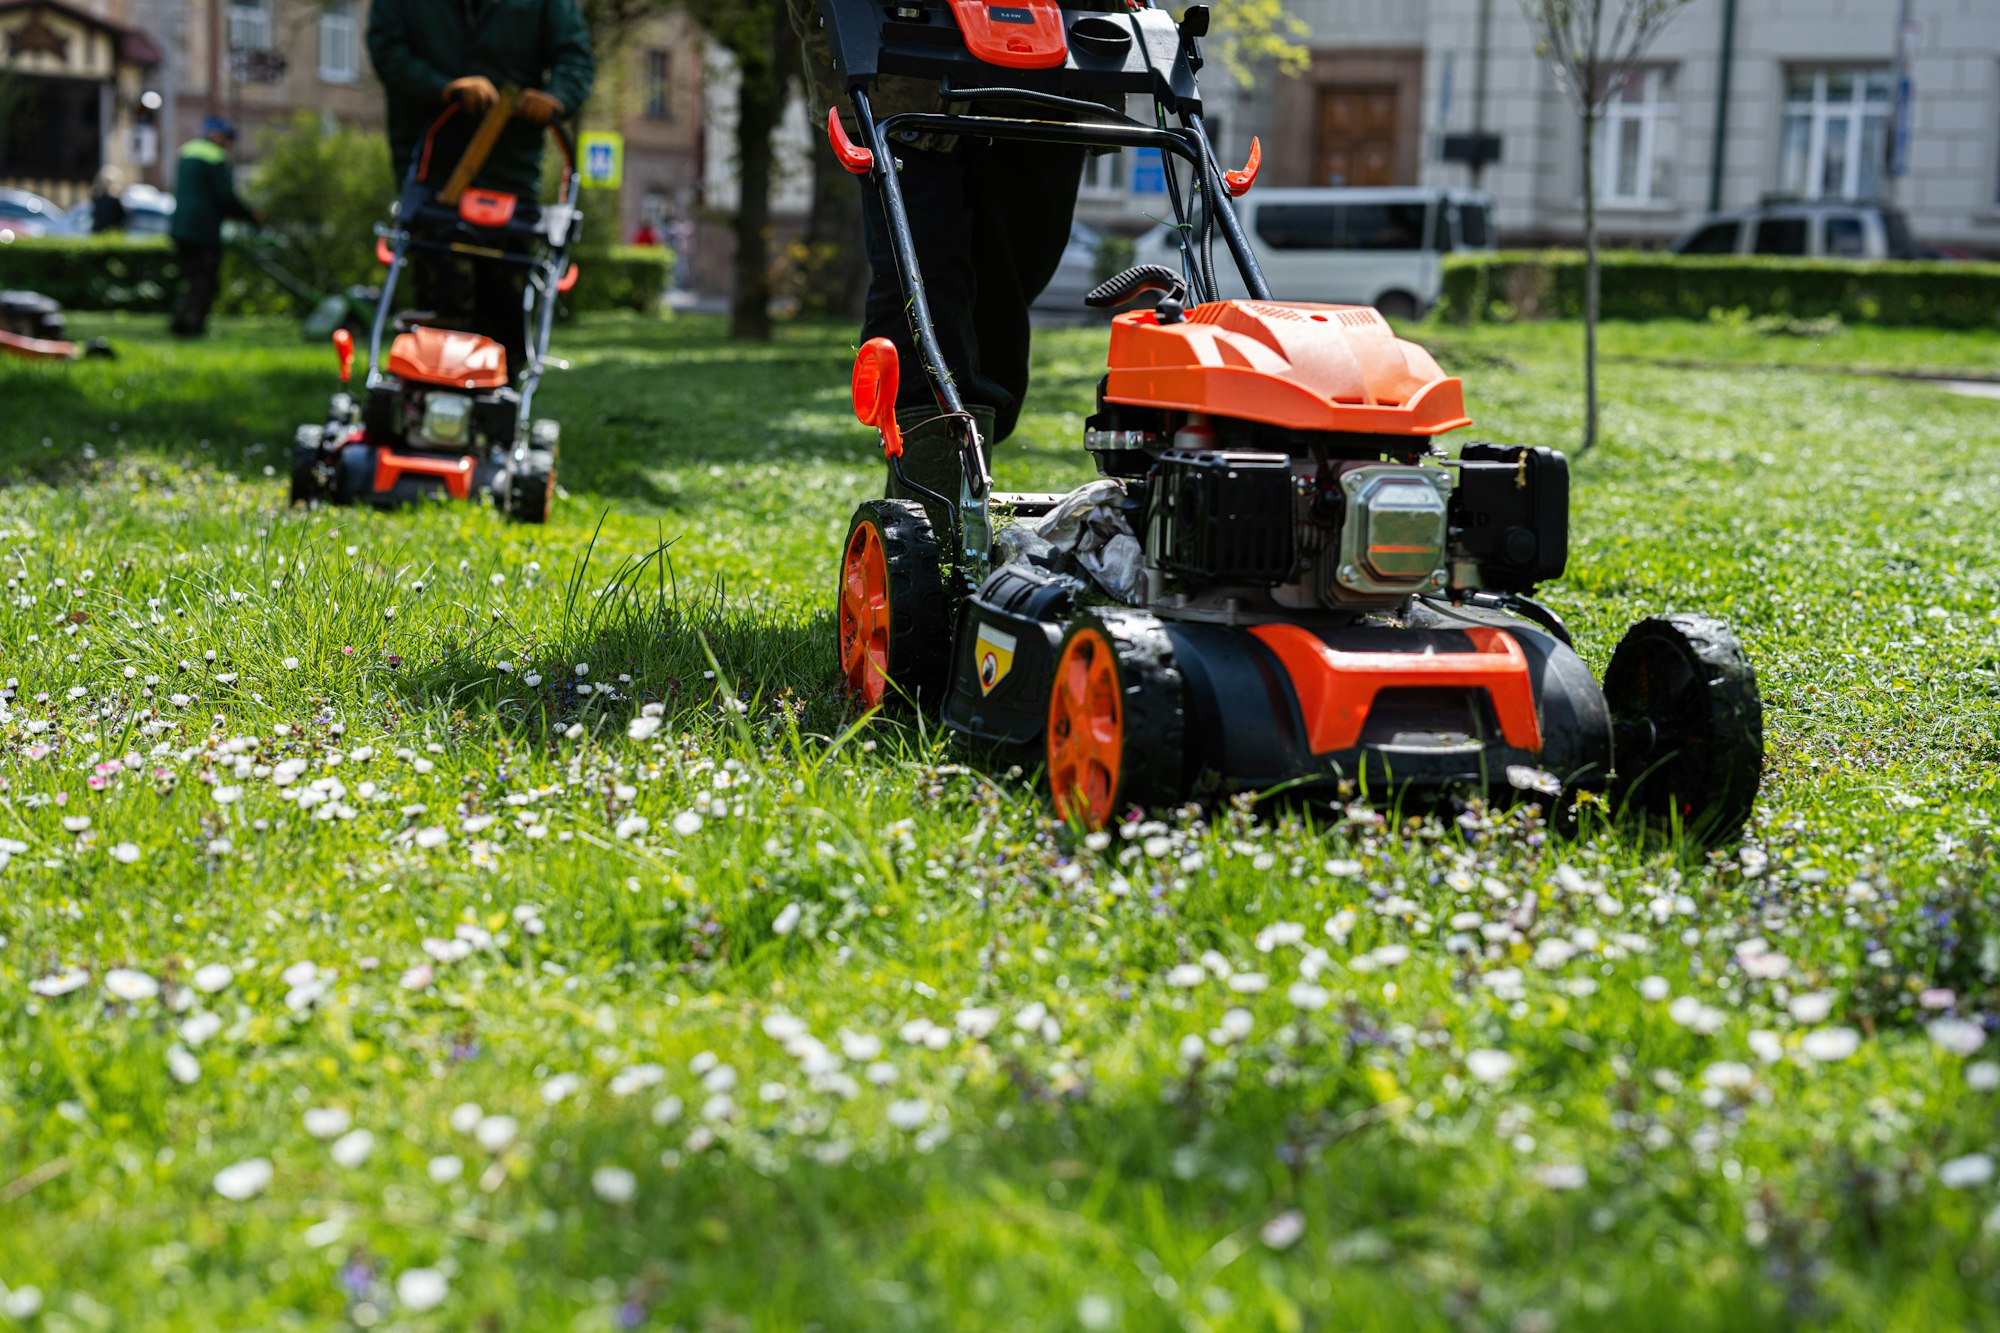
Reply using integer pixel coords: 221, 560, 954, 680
827, 1, 1764, 841
291, 97, 575, 522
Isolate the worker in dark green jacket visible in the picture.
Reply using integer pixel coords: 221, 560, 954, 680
367, 0, 594, 376
168, 117, 260, 338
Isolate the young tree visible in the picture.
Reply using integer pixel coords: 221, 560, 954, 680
1520, 0, 1692, 453
674, 0, 797, 340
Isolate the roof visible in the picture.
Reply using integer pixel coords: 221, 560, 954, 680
0, 0, 162, 66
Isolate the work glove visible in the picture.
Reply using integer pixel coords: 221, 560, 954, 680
443, 75, 500, 113
517, 89, 564, 126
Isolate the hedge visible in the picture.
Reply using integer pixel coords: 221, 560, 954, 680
0, 236, 672, 321
1438, 250, 2000, 330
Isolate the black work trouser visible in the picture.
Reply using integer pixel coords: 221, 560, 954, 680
171, 241, 224, 337
410, 248, 529, 381
860, 137, 1085, 443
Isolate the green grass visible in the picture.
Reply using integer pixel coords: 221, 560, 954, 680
1, 311, 1998, 1331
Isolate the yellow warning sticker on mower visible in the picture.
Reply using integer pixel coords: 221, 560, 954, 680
976, 624, 1018, 696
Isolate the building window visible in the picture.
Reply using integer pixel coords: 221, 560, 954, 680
644, 50, 671, 120
1779, 67, 1893, 200
1079, 149, 1125, 198
319, 0, 358, 83
227, 0, 273, 53
1598, 65, 1677, 205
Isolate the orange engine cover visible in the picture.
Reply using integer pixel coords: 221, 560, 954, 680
1104, 301, 1471, 436
387, 326, 509, 390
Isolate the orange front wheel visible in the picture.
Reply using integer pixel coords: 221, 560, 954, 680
1045, 612, 1186, 829
836, 500, 949, 709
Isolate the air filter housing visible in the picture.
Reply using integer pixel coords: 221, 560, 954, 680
1145, 447, 1296, 585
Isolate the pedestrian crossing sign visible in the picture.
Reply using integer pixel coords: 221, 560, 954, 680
579, 132, 623, 190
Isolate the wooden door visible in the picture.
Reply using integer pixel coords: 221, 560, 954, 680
1315, 86, 1400, 187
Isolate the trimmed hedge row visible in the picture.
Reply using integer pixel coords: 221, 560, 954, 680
1439, 250, 2000, 329
0, 237, 672, 319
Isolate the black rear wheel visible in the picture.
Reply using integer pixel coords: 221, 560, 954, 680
506, 447, 556, 524
837, 499, 950, 710
1604, 614, 1764, 846
290, 425, 324, 506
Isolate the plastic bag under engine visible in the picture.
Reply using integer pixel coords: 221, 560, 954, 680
994, 479, 1145, 605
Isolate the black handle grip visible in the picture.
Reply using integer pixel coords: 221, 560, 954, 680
1084, 263, 1188, 310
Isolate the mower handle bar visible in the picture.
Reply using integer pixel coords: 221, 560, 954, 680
413, 101, 578, 204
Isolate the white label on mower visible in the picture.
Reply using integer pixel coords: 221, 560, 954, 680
975, 624, 1018, 696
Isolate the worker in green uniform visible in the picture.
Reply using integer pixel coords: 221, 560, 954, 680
366, 0, 594, 377
168, 117, 260, 339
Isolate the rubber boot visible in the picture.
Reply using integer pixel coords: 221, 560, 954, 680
885, 405, 995, 559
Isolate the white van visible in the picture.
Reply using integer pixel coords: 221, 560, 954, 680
1134, 187, 1495, 318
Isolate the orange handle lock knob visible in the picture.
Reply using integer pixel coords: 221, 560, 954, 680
1224, 137, 1261, 197
376, 237, 395, 266
827, 107, 873, 175
851, 337, 903, 459
331, 328, 354, 383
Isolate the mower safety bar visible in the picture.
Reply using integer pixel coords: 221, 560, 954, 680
874, 109, 1268, 306
416, 105, 579, 205
366, 108, 580, 421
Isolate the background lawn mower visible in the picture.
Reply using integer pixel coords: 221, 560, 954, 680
290, 97, 575, 523
826, 1, 1764, 840
1, 289, 113, 362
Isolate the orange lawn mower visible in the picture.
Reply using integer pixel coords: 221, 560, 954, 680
828, 1, 1764, 840
1, 290, 112, 362
290, 97, 578, 522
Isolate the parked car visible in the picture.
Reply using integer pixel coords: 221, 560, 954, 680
59, 184, 176, 237
1030, 220, 1107, 324
0, 188, 68, 239
1669, 199, 1925, 260
1134, 187, 1495, 318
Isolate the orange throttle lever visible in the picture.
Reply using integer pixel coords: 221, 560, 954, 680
827, 107, 873, 175
851, 338, 903, 459
331, 328, 354, 383
1224, 136, 1262, 197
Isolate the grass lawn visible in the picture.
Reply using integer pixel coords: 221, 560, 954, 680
2, 309, 1998, 1331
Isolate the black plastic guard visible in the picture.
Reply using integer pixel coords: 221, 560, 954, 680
941, 564, 1076, 754
1167, 608, 1613, 800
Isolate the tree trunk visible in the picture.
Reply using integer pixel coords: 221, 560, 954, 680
727, 10, 796, 341
804, 130, 869, 321
1580, 104, 1600, 455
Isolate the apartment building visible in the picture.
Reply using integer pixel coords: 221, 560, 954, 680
1203, 0, 2000, 254
2, 0, 700, 240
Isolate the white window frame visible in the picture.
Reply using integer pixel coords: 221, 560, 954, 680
1597, 65, 1678, 207
1079, 150, 1126, 200
227, 0, 273, 53
644, 49, 672, 120
318, 0, 358, 84
1780, 66, 1893, 201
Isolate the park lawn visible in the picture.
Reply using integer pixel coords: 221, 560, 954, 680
0, 311, 1996, 1331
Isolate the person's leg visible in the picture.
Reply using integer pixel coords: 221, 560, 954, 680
860, 144, 993, 540
188, 244, 222, 336
964, 139, 1086, 442
172, 242, 221, 337
859, 146, 989, 414
472, 250, 529, 380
